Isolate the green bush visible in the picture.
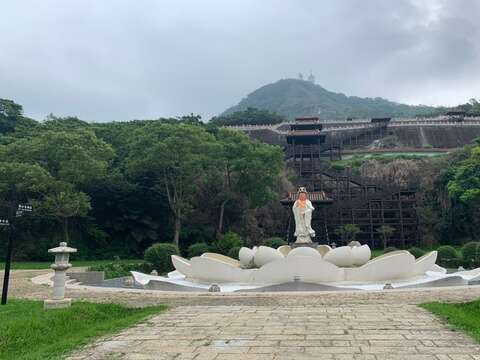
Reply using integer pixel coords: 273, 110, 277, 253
383, 246, 397, 254
263, 237, 287, 249
89, 262, 151, 279
215, 231, 243, 255
144, 243, 179, 274
228, 246, 241, 260
461, 242, 480, 268
408, 247, 426, 259
437, 246, 460, 268
187, 243, 210, 258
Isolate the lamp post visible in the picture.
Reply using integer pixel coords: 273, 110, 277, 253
1, 200, 32, 305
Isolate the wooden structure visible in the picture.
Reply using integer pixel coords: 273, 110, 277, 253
286, 117, 341, 177
282, 117, 418, 248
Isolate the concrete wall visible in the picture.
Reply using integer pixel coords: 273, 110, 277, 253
242, 125, 480, 149
389, 126, 480, 148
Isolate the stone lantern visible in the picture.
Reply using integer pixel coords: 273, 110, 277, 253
44, 242, 77, 309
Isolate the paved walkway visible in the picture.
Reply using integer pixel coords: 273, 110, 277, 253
4, 270, 480, 359
67, 304, 480, 360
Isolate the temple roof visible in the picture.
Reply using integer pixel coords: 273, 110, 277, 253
280, 191, 333, 205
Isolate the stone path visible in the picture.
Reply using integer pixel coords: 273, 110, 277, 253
67, 304, 480, 360
3, 270, 480, 359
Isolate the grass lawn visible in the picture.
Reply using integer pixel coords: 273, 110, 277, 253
421, 300, 480, 343
0, 259, 143, 270
0, 299, 167, 360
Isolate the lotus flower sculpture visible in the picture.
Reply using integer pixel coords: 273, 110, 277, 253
129, 243, 480, 292
168, 243, 453, 284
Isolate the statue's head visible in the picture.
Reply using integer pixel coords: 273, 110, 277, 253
297, 187, 308, 201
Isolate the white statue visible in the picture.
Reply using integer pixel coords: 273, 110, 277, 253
292, 187, 315, 243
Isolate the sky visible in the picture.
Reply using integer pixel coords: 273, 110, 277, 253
1, 0, 479, 122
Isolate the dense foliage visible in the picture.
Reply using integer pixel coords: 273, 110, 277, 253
263, 237, 287, 249
210, 107, 286, 126
144, 243, 179, 274
420, 140, 480, 245
0, 99, 285, 261
383, 247, 397, 254
417, 98, 480, 118
187, 243, 211, 258
214, 231, 243, 255
407, 247, 426, 259
436, 246, 460, 268
334, 224, 360, 244
461, 242, 480, 268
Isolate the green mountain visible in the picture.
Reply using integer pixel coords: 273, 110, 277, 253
221, 79, 437, 120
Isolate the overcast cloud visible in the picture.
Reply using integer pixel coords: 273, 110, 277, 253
1, 0, 479, 122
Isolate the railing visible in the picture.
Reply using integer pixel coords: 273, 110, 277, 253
224, 117, 480, 134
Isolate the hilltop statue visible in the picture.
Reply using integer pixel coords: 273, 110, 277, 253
293, 187, 315, 243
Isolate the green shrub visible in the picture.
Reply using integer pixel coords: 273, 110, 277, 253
437, 246, 460, 268
89, 262, 151, 279
144, 243, 179, 274
383, 246, 397, 254
408, 247, 426, 259
461, 242, 480, 268
228, 246, 241, 260
263, 237, 287, 249
215, 231, 243, 255
187, 243, 210, 258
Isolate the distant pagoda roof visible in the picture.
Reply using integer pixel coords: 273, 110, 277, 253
280, 191, 333, 205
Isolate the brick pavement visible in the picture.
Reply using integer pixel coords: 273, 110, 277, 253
4, 270, 480, 359
66, 304, 480, 360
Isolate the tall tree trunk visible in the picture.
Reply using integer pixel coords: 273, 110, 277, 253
173, 216, 181, 247
64, 218, 69, 243
217, 199, 229, 236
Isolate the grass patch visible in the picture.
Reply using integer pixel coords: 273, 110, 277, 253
421, 300, 480, 342
0, 259, 143, 270
0, 299, 167, 360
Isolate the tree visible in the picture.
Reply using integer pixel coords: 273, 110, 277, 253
334, 224, 360, 244
126, 123, 218, 246
35, 188, 91, 243
0, 99, 23, 134
213, 128, 283, 234
0, 162, 53, 200
376, 225, 395, 250
448, 144, 480, 205
416, 206, 438, 248
447, 141, 480, 239
0, 128, 114, 188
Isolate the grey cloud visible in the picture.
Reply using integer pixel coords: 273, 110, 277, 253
0, 0, 479, 121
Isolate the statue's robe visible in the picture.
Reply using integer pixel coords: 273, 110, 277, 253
292, 199, 315, 243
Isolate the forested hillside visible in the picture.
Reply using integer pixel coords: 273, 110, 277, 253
0, 99, 286, 260
221, 79, 437, 120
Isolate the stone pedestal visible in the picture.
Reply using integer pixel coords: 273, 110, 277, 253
44, 242, 77, 310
